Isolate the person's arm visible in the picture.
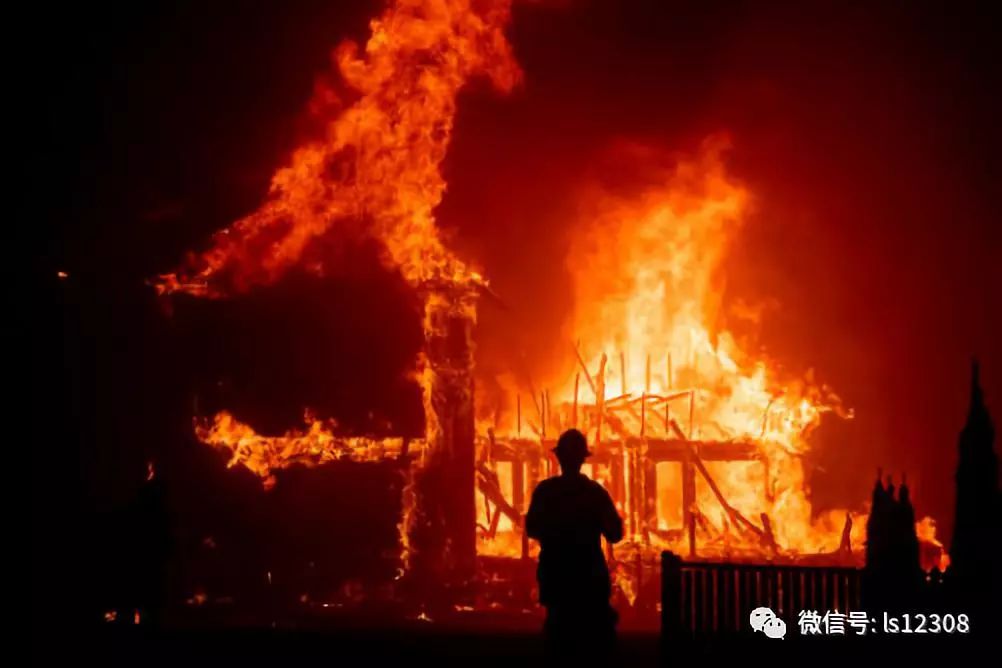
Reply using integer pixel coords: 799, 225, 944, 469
599, 487, 624, 544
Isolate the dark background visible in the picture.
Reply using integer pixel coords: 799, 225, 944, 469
28, 0, 1000, 625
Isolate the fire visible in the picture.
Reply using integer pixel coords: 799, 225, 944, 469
156, 0, 521, 440
154, 0, 518, 297
195, 410, 413, 488
152, 0, 947, 580
916, 516, 950, 572
478, 138, 868, 560
474, 138, 943, 563
575, 140, 836, 551
562, 138, 827, 446
155, 0, 519, 574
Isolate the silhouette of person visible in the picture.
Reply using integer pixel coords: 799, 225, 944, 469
526, 429, 623, 651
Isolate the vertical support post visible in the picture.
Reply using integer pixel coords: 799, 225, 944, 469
644, 455, 657, 544
544, 389, 552, 436
596, 354, 607, 445
512, 456, 525, 514
688, 510, 697, 558
633, 443, 643, 542
409, 282, 479, 589
683, 450, 696, 558
539, 392, 546, 440
624, 445, 634, 539
572, 372, 580, 428
665, 354, 672, 438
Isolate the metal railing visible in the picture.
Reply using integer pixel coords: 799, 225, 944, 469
661, 551, 863, 636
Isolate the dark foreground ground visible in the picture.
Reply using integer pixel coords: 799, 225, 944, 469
35, 622, 986, 666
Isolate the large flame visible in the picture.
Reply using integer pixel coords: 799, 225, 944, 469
155, 0, 519, 297
156, 0, 520, 573
562, 138, 826, 442
551, 138, 860, 555
476, 138, 946, 562
156, 0, 520, 452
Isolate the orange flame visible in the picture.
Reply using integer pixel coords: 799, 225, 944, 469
155, 0, 519, 297
563, 138, 835, 442
485, 137, 866, 559
158, 0, 520, 574
196, 410, 414, 488
916, 516, 950, 572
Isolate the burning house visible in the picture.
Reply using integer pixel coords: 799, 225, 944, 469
144, 0, 954, 616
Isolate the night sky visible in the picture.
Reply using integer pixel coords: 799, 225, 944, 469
29, 0, 1001, 601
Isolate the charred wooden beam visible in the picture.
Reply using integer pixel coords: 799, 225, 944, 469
596, 354, 607, 444
573, 341, 598, 397
690, 451, 766, 543
683, 449, 696, 557
512, 458, 525, 514
572, 373, 580, 427
760, 513, 779, 554
476, 462, 522, 528
644, 439, 758, 462
643, 454, 658, 544
407, 283, 479, 587
603, 409, 633, 440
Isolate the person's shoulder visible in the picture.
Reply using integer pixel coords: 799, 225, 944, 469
533, 476, 560, 494
587, 477, 613, 497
